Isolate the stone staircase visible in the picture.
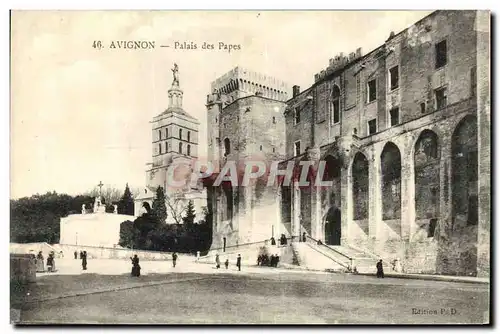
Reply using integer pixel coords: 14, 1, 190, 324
291, 242, 347, 272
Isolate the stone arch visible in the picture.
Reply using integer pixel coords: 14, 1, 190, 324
381, 142, 402, 220
414, 130, 440, 220
224, 138, 231, 156
352, 152, 369, 220
324, 206, 341, 245
451, 115, 478, 226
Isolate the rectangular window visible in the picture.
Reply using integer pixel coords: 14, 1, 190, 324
389, 66, 399, 90
294, 108, 300, 125
420, 102, 426, 114
294, 141, 301, 156
332, 100, 340, 124
435, 40, 447, 69
435, 87, 447, 110
368, 119, 377, 135
367, 79, 377, 103
471, 67, 477, 97
389, 107, 399, 127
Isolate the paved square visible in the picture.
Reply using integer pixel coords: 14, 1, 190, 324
12, 259, 489, 324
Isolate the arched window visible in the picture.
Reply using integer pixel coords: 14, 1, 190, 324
330, 85, 341, 124
179, 142, 183, 154
260, 145, 263, 151
414, 130, 440, 220
158, 143, 162, 155
187, 144, 191, 156
352, 152, 369, 220
224, 138, 231, 156
166, 128, 169, 138
158, 130, 162, 140
179, 128, 182, 140
381, 142, 401, 220
187, 131, 191, 142
165, 141, 169, 152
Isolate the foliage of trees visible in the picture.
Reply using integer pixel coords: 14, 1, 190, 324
10, 191, 94, 243
118, 191, 212, 254
118, 184, 135, 216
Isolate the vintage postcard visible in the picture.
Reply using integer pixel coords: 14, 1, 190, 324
10, 10, 490, 325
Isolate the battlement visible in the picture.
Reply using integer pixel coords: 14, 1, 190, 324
314, 47, 363, 82
210, 66, 290, 102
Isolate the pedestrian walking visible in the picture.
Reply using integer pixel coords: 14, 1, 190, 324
196, 251, 200, 262
46, 252, 55, 272
130, 254, 141, 277
74, 251, 78, 259
376, 259, 384, 278
36, 251, 45, 273
172, 252, 178, 268
224, 258, 229, 269
215, 254, 220, 269
82, 251, 88, 270
236, 254, 241, 271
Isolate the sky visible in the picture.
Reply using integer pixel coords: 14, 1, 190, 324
10, 10, 432, 199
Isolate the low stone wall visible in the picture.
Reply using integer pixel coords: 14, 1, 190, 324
56, 244, 177, 261
10, 254, 36, 284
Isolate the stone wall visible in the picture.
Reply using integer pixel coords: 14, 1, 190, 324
10, 254, 36, 284
282, 11, 488, 276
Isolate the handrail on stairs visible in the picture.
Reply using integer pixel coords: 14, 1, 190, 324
304, 236, 353, 261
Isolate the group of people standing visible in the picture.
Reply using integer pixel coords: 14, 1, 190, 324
257, 253, 280, 267
35, 251, 56, 273
73, 250, 88, 270
215, 253, 241, 271
269, 234, 289, 247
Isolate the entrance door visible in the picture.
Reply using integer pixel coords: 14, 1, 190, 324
325, 207, 341, 245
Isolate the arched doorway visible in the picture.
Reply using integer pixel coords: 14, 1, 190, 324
325, 207, 341, 245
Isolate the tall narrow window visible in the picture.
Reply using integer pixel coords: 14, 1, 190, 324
294, 108, 300, 125
179, 129, 183, 140
389, 66, 399, 90
158, 130, 162, 140
224, 138, 231, 156
179, 142, 183, 154
331, 85, 341, 124
420, 102, 426, 114
368, 119, 377, 135
389, 107, 400, 127
159, 143, 162, 155
435, 87, 447, 110
187, 144, 191, 156
187, 131, 191, 142
294, 141, 301, 156
166, 128, 169, 138
435, 40, 447, 69
367, 79, 377, 103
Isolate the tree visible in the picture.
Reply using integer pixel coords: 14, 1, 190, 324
118, 183, 135, 216
165, 193, 187, 225
118, 220, 137, 248
182, 200, 196, 226
151, 186, 167, 225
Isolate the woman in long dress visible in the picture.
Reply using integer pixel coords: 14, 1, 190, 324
36, 251, 45, 272
130, 255, 140, 277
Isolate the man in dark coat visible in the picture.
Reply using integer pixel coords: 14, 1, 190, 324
270, 237, 276, 246
172, 252, 178, 268
81, 251, 87, 270
376, 259, 384, 278
131, 255, 141, 277
236, 254, 241, 271
74, 251, 77, 259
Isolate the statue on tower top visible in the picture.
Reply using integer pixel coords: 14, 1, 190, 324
172, 63, 180, 87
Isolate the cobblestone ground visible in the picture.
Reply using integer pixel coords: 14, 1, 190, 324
12, 259, 490, 325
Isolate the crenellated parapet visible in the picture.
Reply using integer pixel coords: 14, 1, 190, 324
314, 48, 364, 83
210, 66, 290, 103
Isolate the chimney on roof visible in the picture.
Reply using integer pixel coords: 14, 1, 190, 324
293, 85, 301, 97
